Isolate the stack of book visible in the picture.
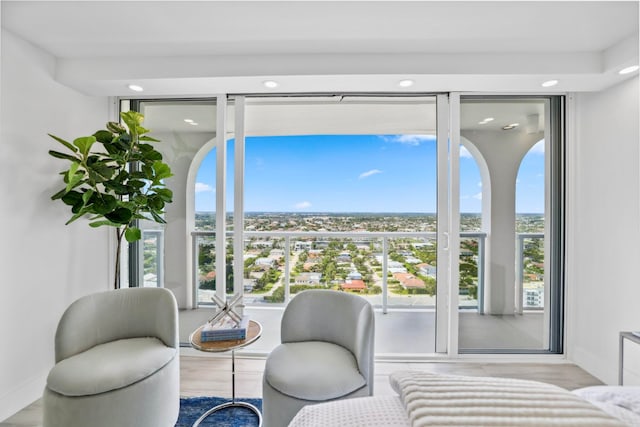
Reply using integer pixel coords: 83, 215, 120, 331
201, 314, 250, 342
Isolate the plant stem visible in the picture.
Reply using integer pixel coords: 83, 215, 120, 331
114, 227, 125, 289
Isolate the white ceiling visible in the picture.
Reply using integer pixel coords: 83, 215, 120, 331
2, 1, 639, 95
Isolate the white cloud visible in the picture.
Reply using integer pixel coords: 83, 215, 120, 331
195, 182, 214, 193
477, 181, 483, 187
472, 192, 483, 200
384, 134, 434, 146
460, 146, 473, 158
359, 169, 382, 179
294, 201, 312, 209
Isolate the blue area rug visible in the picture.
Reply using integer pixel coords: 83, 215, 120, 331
175, 396, 262, 427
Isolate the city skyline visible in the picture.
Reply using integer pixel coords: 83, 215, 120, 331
195, 135, 545, 213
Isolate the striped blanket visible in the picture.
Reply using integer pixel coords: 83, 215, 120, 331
390, 371, 626, 426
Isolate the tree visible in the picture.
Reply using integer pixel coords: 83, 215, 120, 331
48, 111, 173, 288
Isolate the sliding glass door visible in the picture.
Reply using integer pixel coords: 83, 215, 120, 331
124, 93, 564, 356
456, 96, 564, 353
231, 95, 445, 354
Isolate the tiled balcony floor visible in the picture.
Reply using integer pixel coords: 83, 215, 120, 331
180, 306, 545, 356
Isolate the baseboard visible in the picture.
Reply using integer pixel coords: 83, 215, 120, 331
569, 346, 610, 385
0, 371, 46, 422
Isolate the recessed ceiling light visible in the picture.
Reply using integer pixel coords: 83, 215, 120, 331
127, 84, 144, 92
184, 119, 194, 123
502, 123, 520, 130
619, 65, 639, 75
541, 80, 558, 87
479, 117, 495, 124
263, 80, 279, 88
398, 79, 415, 88
189, 122, 199, 126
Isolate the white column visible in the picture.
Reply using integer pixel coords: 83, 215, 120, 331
461, 129, 543, 315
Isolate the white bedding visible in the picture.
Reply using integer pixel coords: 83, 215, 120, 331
390, 371, 625, 426
289, 371, 635, 427
572, 386, 640, 426
288, 394, 409, 427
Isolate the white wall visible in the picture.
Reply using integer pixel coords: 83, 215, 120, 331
568, 75, 640, 385
0, 30, 111, 420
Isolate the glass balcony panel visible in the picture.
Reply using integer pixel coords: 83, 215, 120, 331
142, 229, 163, 287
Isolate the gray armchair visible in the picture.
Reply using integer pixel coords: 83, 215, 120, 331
42, 287, 180, 427
262, 289, 375, 427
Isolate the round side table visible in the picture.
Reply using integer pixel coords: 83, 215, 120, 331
189, 320, 263, 427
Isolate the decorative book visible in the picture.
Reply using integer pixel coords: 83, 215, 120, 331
201, 314, 250, 342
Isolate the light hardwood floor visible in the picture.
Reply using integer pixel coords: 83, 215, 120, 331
1, 355, 604, 426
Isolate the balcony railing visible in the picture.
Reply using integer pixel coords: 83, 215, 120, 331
191, 230, 501, 312
128, 227, 543, 313
141, 229, 164, 288
189, 230, 546, 314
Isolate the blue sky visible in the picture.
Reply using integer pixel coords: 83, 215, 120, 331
195, 135, 544, 213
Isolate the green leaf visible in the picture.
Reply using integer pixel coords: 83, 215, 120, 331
140, 135, 160, 142
149, 210, 167, 224
72, 136, 96, 157
125, 227, 142, 243
48, 134, 78, 153
82, 190, 94, 204
93, 130, 114, 144
103, 180, 129, 195
106, 121, 127, 134
153, 161, 173, 181
128, 179, 146, 189
120, 111, 144, 132
133, 194, 148, 205
92, 194, 118, 215
148, 196, 165, 210
51, 187, 68, 200
65, 163, 84, 192
49, 150, 80, 162
65, 211, 87, 225
61, 191, 82, 207
138, 143, 154, 153
105, 207, 133, 224
154, 188, 173, 202
136, 126, 151, 135
89, 220, 121, 228
92, 165, 116, 181
145, 150, 163, 161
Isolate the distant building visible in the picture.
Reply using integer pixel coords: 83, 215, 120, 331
255, 257, 275, 268
525, 288, 544, 308
303, 261, 318, 271
405, 256, 421, 264
341, 279, 366, 292
524, 285, 544, 308
347, 270, 362, 280
253, 240, 274, 248
417, 263, 437, 278
295, 272, 322, 285
308, 249, 323, 259
294, 241, 313, 251
393, 272, 426, 289
244, 279, 256, 292
270, 249, 285, 258
413, 242, 434, 249
337, 252, 352, 263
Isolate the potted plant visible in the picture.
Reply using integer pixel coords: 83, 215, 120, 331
48, 111, 173, 289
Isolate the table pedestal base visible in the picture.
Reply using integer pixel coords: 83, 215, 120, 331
192, 400, 263, 427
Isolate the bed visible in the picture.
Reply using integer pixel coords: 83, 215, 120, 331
289, 371, 640, 426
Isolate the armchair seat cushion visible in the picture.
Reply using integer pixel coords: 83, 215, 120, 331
46, 337, 176, 397
265, 341, 366, 401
